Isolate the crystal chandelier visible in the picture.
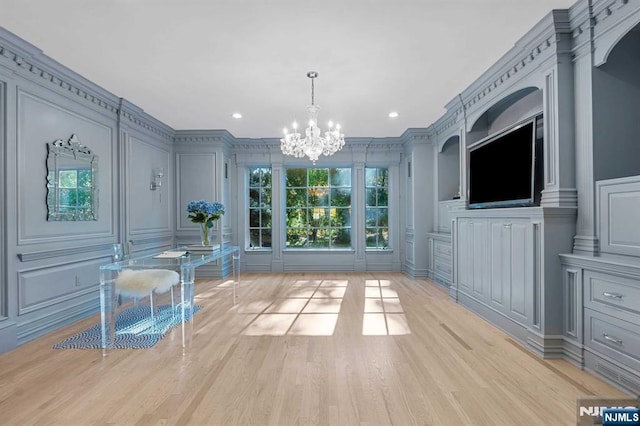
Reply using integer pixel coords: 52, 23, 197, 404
281, 71, 345, 163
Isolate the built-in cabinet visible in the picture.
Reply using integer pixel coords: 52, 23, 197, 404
457, 216, 533, 326
426, 199, 464, 288
558, 175, 640, 395
561, 255, 640, 396
453, 207, 576, 356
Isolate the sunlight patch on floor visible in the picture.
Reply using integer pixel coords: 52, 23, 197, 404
362, 279, 411, 336
288, 313, 339, 336
244, 314, 298, 336
242, 279, 347, 336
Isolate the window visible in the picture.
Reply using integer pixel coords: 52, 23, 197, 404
248, 167, 272, 248
56, 168, 94, 219
286, 168, 351, 249
365, 167, 389, 249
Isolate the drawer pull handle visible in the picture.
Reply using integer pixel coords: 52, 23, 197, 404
504, 224, 511, 228
602, 333, 623, 345
602, 292, 623, 300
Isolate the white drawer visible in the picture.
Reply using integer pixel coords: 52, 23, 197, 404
585, 308, 640, 371
434, 257, 452, 277
584, 270, 640, 321
433, 240, 452, 259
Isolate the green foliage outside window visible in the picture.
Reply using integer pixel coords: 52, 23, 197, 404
249, 167, 272, 248
365, 168, 389, 249
286, 167, 351, 249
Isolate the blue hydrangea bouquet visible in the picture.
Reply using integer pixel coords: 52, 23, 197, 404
187, 200, 225, 246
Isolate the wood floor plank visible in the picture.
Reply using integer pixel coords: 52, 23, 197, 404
0, 272, 627, 425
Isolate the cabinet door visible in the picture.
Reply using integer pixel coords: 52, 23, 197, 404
457, 219, 487, 299
438, 203, 451, 233
488, 219, 533, 323
471, 220, 488, 300
427, 237, 435, 277
457, 219, 473, 291
508, 221, 532, 323
489, 221, 508, 309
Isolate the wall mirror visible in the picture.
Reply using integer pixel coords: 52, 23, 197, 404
46, 134, 98, 221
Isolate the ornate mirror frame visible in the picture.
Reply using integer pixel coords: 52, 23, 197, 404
46, 134, 99, 221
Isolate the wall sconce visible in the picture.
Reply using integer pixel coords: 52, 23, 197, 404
150, 167, 164, 191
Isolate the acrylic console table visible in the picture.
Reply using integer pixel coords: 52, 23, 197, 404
99, 245, 240, 356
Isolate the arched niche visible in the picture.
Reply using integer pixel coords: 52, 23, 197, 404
592, 22, 640, 181
438, 135, 460, 201
467, 87, 542, 146
594, 8, 640, 67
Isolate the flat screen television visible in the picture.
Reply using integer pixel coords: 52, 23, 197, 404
468, 115, 543, 209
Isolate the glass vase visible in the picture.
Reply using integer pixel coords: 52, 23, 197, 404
200, 223, 212, 246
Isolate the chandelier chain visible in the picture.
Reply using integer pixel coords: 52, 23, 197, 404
311, 77, 315, 105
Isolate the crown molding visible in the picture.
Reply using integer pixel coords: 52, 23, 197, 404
0, 27, 120, 116
118, 98, 174, 141
173, 129, 236, 150
431, 9, 574, 136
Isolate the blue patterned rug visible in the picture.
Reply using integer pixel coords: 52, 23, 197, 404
53, 304, 201, 349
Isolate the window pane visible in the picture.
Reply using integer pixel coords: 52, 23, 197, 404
365, 168, 377, 186
250, 229, 261, 247
287, 207, 306, 226
261, 229, 272, 248
308, 168, 328, 186
379, 229, 389, 247
250, 169, 261, 187
332, 188, 351, 207
332, 208, 351, 227
366, 209, 377, 227
332, 228, 351, 248
377, 188, 388, 206
260, 188, 271, 206
287, 228, 308, 247
249, 209, 260, 228
260, 169, 271, 187
249, 189, 260, 207
286, 188, 306, 207
286, 168, 307, 187
378, 208, 388, 227
308, 228, 329, 248
378, 168, 388, 186
366, 228, 378, 247
366, 188, 377, 207
262, 208, 272, 227
308, 188, 329, 207
330, 168, 351, 186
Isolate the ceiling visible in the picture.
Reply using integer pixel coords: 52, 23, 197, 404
0, 0, 576, 138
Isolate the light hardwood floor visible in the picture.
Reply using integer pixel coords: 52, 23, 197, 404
0, 273, 627, 425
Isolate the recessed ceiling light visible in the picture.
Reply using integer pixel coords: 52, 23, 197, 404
388, 111, 399, 118
232, 112, 242, 119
